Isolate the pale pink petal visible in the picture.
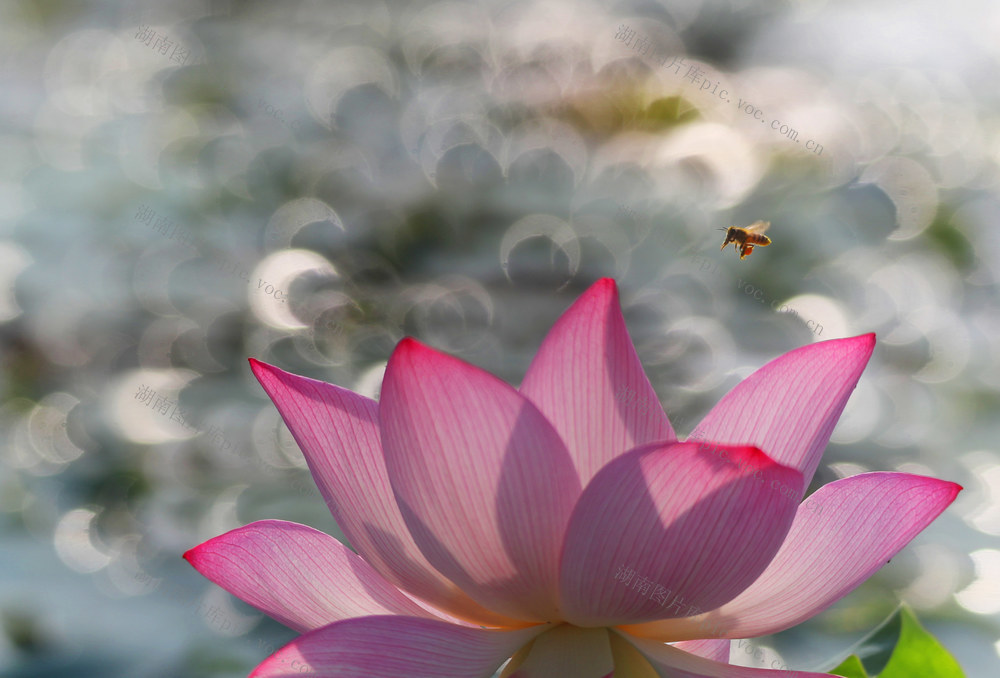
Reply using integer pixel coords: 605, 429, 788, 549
690, 334, 875, 492
520, 278, 676, 486
615, 632, 834, 677
674, 640, 731, 663
501, 625, 614, 678
249, 616, 545, 678
183, 520, 439, 633
623, 472, 961, 641
249, 359, 514, 627
559, 441, 804, 627
379, 339, 582, 621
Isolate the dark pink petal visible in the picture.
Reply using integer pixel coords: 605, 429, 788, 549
690, 334, 875, 492
520, 278, 676, 486
615, 632, 835, 677
183, 520, 438, 632
559, 441, 803, 627
674, 640, 731, 663
249, 616, 545, 678
249, 359, 514, 627
630, 472, 960, 641
380, 339, 582, 621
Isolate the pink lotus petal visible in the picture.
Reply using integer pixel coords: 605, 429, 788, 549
249, 359, 515, 627
520, 278, 676, 486
624, 472, 961, 641
249, 616, 546, 678
380, 338, 582, 621
501, 625, 614, 678
674, 640, 732, 663
183, 520, 438, 633
690, 334, 875, 492
615, 632, 834, 677
559, 441, 803, 627
719, 472, 957, 639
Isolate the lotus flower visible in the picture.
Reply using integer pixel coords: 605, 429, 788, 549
184, 278, 960, 677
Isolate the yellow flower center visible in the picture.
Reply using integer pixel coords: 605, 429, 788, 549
500, 623, 660, 678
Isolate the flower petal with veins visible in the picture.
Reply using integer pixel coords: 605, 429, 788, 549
380, 338, 581, 621
249, 359, 515, 627
560, 442, 803, 626
520, 277, 676, 486
691, 334, 875, 494
249, 616, 546, 678
184, 520, 438, 633
616, 632, 833, 677
623, 472, 961, 641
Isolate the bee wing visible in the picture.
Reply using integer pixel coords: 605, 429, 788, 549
744, 220, 770, 234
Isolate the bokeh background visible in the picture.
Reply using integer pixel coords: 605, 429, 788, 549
1, 0, 998, 676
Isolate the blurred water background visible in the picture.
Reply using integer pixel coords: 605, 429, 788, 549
1, 0, 999, 676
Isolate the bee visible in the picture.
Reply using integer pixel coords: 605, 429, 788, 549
719, 221, 771, 260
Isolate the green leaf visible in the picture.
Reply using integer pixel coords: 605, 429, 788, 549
878, 606, 964, 678
820, 605, 964, 678
829, 654, 869, 678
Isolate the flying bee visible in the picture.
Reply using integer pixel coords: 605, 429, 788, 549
719, 221, 771, 260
